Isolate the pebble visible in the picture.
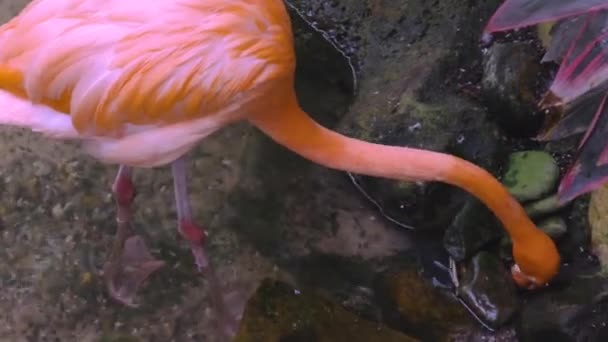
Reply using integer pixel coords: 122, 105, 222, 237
33, 161, 52, 177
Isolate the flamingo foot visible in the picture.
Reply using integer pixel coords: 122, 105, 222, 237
171, 157, 241, 339
103, 235, 166, 307
102, 165, 165, 306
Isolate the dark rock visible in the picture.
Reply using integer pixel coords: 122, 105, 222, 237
517, 274, 608, 341
443, 198, 504, 262
455, 252, 519, 329
560, 195, 592, 260
565, 291, 608, 341
538, 216, 568, 240
481, 42, 545, 137
234, 279, 417, 342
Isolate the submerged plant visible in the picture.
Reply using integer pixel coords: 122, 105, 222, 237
484, 0, 608, 202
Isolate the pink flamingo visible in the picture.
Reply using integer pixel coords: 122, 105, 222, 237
0, 0, 559, 327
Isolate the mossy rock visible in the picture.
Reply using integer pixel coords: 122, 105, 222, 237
503, 151, 559, 202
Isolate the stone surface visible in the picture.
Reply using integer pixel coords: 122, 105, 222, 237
588, 185, 608, 275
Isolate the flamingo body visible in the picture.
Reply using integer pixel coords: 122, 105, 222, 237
0, 0, 293, 167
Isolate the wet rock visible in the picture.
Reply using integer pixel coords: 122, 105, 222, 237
524, 194, 569, 219
455, 252, 519, 329
443, 198, 503, 262
234, 279, 417, 342
588, 185, 608, 275
517, 273, 608, 341
565, 291, 608, 341
502, 151, 560, 202
481, 42, 544, 137
538, 216, 568, 240
375, 265, 477, 341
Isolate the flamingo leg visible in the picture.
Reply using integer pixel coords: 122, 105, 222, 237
103, 165, 165, 307
171, 157, 241, 339
171, 157, 209, 270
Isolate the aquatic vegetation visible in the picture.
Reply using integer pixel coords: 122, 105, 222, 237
484, 0, 608, 202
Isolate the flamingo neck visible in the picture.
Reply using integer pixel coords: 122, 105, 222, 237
248, 90, 540, 244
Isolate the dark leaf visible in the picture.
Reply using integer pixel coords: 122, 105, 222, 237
558, 93, 608, 202
539, 80, 608, 141
542, 16, 588, 64
484, 0, 608, 33
545, 10, 608, 106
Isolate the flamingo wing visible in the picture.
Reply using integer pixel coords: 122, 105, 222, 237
0, 0, 295, 138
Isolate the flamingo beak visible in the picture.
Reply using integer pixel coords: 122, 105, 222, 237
511, 264, 544, 290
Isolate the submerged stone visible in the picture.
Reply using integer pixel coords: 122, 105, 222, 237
234, 279, 417, 342
537, 216, 568, 240
502, 151, 560, 202
455, 252, 519, 329
518, 273, 608, 341
443, 198, 503, 262
375, 266, 475, 341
